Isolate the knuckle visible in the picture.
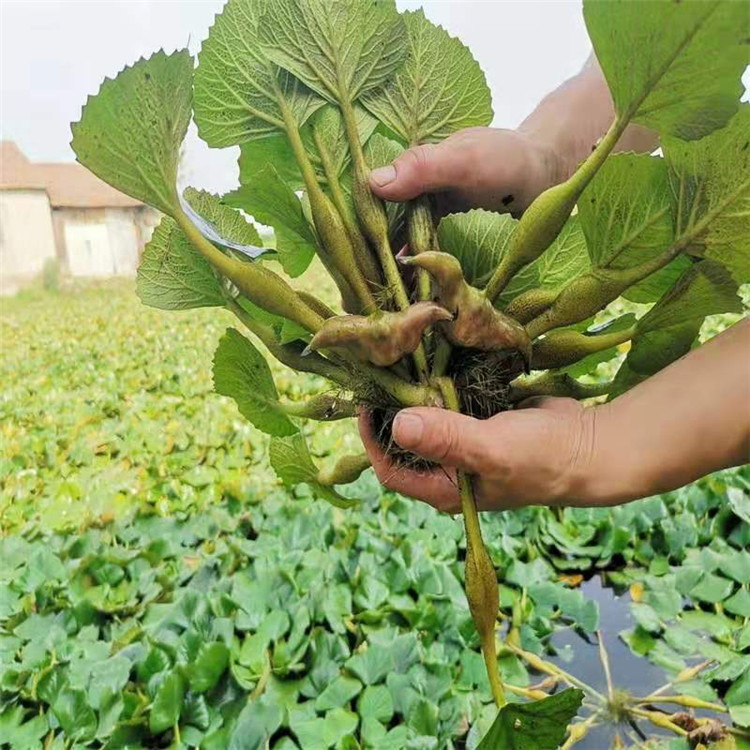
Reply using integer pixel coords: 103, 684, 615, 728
398, 145, 434, 188
431, 418, 459, 462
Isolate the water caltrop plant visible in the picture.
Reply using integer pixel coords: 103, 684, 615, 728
72, 0, 749, 744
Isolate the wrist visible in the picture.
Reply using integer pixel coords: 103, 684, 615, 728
518, 64, 615, 187
563, 402, 654, 508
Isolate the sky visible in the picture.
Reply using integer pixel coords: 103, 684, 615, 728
1, 0, 597, 193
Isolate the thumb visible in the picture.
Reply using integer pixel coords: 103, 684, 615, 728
369, 142, 467, 202
392, 407, 487, 472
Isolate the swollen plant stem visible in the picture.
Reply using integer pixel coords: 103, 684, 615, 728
509, 372, 611, 403
337, 97, 429, 380
175, 211, 324, 334
278, 102, 377, 314
339, 99, 409, 309
532, 325, 635, 370
484, 117, 628, 304
438, 378, 506, 708
312, 129, 382, 288
407, 196, 437, 302
339, 97, 428, 380
227, 299, 353, 385
525, 242, 685, 340
561, 715, 600, 750
629, 708, 688, 738
230, 298, 435, 407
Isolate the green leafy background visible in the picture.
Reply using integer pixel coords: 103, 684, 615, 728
1, 275, 749, 749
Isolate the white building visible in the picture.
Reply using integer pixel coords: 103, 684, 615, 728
0, 142, 159, 295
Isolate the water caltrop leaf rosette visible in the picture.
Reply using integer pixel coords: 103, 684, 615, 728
70, 0, 750, 745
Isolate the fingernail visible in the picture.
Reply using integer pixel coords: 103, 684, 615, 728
393, 412, 423, 448
370, 165, 396, 187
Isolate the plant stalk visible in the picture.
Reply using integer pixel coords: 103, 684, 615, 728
230, 298, 435, 407
504, 287, 558, 324
438, 378, 506, 708
312, 128, 382, 290
629, 708, 688, 737
227, 299, 351, 385
338, 97, 429, 380
509, 373, 612, 403
503, 643, 607, 703
635, 695, 728, 713
532, 325, 635, 370
484, 118, 628, 304
281, 393, 357, 421
175, 212, 324, 334
278, 101, 377, 314
407, 196, 437, 302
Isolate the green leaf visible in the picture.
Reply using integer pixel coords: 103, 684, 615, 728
584, 0, 749, 139
189, 641, 229, 693
71, 49, 192, 215
663, 106, 750, 284
361, 133, 405, 231
176, 696, 206, 734
578, 153, 691, 303
212, 328, 298, 437
269, 434, 358, 509
477, 688, 584, 750
304, 105, 379, 180
260, 0, 407, 105
290, 706, 358, 750
149, 669, 186, 733
228, 699, 283, 750
730, 704, 750, 729
269, 433, 320, 487
0, 707, 49, 749
225, 165, 318, 278
727, 668, 750, 707
513, 215, 591, 303
361, 9, 492, 144
725, 588, 750, 618
407, 698, 439, 737
357, 684, 394, 723
437, 210, 517, 289
612, 260, 742, 396
689, 572, 736, 604
631, 603, 662, 634
723, 551, 750, 585
52, 688, 97, 741
194, 0, 323, 146
728, 487, 750, 525
314, 675, 363, 712
239, 136, 305, 193
184, 188, 263, 251
437, 211, 590, 306
136, 216, 226, 311
88, 655, 131, 710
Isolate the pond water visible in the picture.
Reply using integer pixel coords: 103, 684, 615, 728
545, 576, 719, 749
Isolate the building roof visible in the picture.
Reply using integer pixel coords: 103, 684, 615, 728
0, 141, 144, 209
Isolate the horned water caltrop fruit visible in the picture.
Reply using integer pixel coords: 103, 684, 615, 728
71, 0, 749, 743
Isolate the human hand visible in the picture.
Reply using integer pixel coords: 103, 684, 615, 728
359, 397, 598, 513
368, 127, 567, 216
